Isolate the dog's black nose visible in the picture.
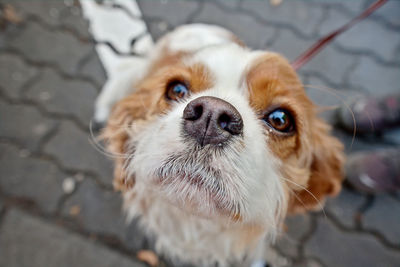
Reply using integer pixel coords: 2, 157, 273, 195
182, 96, 243, 146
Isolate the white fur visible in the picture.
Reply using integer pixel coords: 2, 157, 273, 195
96, 24, 287, 266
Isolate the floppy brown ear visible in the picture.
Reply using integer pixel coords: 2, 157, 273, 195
288, 119, 345, 214
101, 91, 152, 192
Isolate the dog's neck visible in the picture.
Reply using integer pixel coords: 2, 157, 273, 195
124, 182, 268, 267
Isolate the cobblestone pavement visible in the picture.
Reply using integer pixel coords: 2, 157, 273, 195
0, 1, 400, 267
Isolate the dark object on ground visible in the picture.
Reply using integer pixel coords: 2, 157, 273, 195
346, 148, 400, 194
337, 94, 400, 134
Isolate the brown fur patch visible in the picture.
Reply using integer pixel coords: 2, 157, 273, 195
103, 51, 213, 191
246, 53, 344, 213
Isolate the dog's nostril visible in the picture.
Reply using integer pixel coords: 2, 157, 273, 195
193, 105, 203, 120
219, 112, 242, 136
183, 103, 203, 121
218, 113, 231, 130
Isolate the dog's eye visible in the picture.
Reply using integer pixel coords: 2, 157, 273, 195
166, 81, 189, 101
263, 109, 294, 133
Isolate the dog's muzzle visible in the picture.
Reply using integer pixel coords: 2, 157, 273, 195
182, 96, 243, 146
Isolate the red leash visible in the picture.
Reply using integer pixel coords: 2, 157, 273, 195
291, 0, 388, 70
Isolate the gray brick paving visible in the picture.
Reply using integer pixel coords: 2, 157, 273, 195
350, 56, 400, 96
77, 48, 107, 87
61, 179, 148, 251
299, 45, 358, 87
0, 143, 65, 213
24, 68, 98, 125
0, 99, 57, 152
363, 195, 400, 245
43, 121, 114, 187
7, 21, 92, 76
0, 208, 146, 267
4, 0, 91, 39
275, 214, 311, 258
325, 188, 366, 229
1, 0, 399, 266
0, 53, 38, 99
191, 1, 277, 49
320, 9, 400, 64
238, 0, 326, 38
305, 75, 363, 125
268, 29, 314, 61
137, 0, 200, 28
371, 0, 400, 28
305, 217, 400, 267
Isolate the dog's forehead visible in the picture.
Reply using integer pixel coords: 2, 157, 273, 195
185, 44, 266, 93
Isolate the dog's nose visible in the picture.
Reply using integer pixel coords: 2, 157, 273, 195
183, 96, 243, 146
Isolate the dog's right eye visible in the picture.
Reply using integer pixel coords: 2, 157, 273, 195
166, 81, 189, 101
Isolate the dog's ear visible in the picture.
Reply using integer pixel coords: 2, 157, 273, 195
101, 91, 152, 192
288, 119, 344, 213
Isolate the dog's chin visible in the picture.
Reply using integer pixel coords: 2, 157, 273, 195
152, 165, 241, 221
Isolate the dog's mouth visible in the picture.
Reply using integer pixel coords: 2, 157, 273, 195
152, 150, 241, 219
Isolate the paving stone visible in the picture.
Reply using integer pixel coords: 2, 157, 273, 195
363, 195, 400, 245
5, 0, 68, 26
325, 187, 366, 229
62, 179, 147, 251
145, 18, 172, 41
78, 48, 107, 86
294, 258, 323, 267
305, 75, 363, 125
319, 9, 400, 63
300, 46, 358, 86
8, 21, 92, 75
239, 0, 325, 37
58, 4, 92, 39
0, 99, 57, 152
191, 1, 276, 49
213, 0, 241, 10
349, 57, 400, 97
0, 54, 38, 99
334, 0, 367, 14
0, 143, 65, 213
4, 0, 91, 39
0, 208, 146, 267
24, 68, 98, 125
369, 0, 400, 28
275, 214, 311, 258
137, 0, 200, 27
0, 22, 24, 50
43, 121, 114, 187
268, 29, 314, 61
305, 217, 400, 267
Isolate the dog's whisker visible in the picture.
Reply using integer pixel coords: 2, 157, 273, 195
281, 177, 327, 219
89, 120, 134, 159
304, 84, 358, 150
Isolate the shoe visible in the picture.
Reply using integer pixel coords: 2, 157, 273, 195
346, 148, 400, 194
337, 94, 400, 134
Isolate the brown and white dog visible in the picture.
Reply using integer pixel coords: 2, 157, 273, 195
94, 24, 344, 267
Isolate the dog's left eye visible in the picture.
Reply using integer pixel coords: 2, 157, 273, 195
166, 81, 189, 101
263, 109, 295, 133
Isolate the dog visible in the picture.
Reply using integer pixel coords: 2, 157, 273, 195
94, 24, 344, 267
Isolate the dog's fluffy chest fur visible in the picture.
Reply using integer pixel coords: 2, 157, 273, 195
126, 184, 266, 266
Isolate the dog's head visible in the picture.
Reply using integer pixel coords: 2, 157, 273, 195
103, 42, 344, 231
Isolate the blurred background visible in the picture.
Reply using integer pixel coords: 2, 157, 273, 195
0, 0, 399, 266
